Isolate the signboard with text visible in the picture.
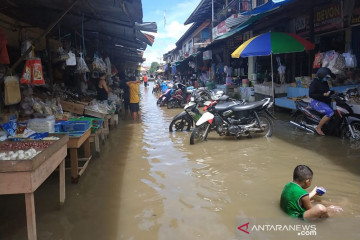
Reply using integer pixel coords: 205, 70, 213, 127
314, 2, 343, 33
351, 1, 360, 25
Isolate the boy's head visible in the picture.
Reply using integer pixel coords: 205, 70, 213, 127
293, 165, 313, 185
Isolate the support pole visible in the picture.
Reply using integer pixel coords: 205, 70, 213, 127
271, 52, 274, 102
7, 0, 80, 75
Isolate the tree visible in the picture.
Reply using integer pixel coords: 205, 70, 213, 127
149, 62, 160, 75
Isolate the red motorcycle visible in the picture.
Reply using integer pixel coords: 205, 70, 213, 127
167, 83, 192, 109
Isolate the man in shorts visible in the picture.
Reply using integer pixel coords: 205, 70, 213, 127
126, 76, 141, 121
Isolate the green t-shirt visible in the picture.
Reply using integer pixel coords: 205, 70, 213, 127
280, 182, 309, 218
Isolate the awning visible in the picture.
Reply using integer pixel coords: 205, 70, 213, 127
242, 0, 296, 15
214, 13, 265, 41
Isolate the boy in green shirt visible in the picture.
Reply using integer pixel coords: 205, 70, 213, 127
280, 165, 342, 220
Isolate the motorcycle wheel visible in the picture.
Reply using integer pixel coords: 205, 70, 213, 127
169, 117, 192, 132
252, 114, 273, 137
190, 122, 210, 145
156, 98, 162, 106
341, 122, 360, 141
293, 113, 308, 131
167, 100, 177, 109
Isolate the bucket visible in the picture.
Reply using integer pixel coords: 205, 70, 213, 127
242, 79, 249, 87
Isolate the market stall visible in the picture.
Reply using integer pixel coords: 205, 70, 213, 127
0, 134, 69, 240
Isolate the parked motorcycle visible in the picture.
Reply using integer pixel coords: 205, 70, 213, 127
290, 93, 360, 141
169, 92, 242, 132
167, 83, 192, 109
156, 88, 172, 107
190, 98, 275, 145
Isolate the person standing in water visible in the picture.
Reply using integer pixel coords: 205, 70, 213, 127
126, 76, 141, 121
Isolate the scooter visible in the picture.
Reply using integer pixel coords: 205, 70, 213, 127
290, 93, 360, 141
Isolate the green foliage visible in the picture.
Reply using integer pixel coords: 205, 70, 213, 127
149, 62, 160, 74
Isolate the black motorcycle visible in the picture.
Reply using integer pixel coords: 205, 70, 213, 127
190, 98, 275, 145
290, 93, 360, 140
169, 93, 234, 131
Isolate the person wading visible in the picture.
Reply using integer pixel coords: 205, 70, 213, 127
126, 76, 141, 121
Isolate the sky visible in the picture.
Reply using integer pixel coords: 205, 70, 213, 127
141, 0, 201, 67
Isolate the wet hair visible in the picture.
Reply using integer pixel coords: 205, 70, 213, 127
293, 165, 313, 182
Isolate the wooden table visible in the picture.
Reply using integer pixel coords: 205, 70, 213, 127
67, 128, 92, 183
0, 135, 69, 240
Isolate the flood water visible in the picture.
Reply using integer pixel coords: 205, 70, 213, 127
1, 82, 359, 240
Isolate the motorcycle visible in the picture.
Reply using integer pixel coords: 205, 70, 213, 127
169, 92, 242, 132
190, 98, 275, 145
167, 83, 192, 109
290, 93, 360, 141
156, 88, 172, 107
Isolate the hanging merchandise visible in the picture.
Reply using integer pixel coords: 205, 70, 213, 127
105, 57, 111, 75
31, 58, 45, 85
66, 50, 76, 66
313, 52, 323, 69
21, 59, 32, 84
20, 39, 35, 59
92, 54, 106, 73
342, 50, 357, 68
75, 52, 90, 73
0, 28, 10, 64
21, 58, 45, 85
111, 65, 118, 76
53, 46, 69, 63
276, 56, 286, 84
4, 76, 21, 105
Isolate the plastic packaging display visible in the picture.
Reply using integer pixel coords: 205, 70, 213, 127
75, 53, 90, 73
0, 148, 41, 160
27, 116, 55, 133
342, 50, 358, 68
4, 76, 21, 105
66, 50, 77, 66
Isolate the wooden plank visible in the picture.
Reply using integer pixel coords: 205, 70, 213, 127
0, 134, 69, 172
25, 193, 37, 240
67, 128, 91, 148
83, 138, 91, 158
0, 145, 67, 194
60, 100, 86, 115
78, 156, 92, 176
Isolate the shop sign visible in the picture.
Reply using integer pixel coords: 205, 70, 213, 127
212, 21, 229, 38
295, 15, 310, 36
203, 50, 212, 60
314, 2, 343, 33
351, 1, 360, 25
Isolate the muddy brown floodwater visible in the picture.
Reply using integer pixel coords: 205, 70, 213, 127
1, 82, 359, 240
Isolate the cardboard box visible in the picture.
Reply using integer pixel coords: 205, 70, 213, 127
60, 100, 86, 115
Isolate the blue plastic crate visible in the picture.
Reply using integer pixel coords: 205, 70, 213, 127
62, 121, 90, 132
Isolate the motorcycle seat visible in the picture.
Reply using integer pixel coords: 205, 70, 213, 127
214, 101, 241, 111
231, 101, 264, 111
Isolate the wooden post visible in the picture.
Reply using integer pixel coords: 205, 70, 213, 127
59, 159, 65, 205
25, 193, 37, 240
46, 37, 55, 91
70, 148, 79, 183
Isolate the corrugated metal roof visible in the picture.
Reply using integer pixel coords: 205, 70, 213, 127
184, 0, 224, 25
0, 0, 154, 63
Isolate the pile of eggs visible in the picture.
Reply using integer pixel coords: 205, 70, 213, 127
0, 148, 41, 160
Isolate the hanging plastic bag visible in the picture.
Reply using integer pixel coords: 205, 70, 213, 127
4, 76, 21, 105
21, 59, 32, 84
66, 50, 77, 66
313, 52, 323, 69
31, 58, 45, 85
75, 52, 90, 73
105, 57, 111, 75
342, 50, 358, 68
21, 39, 35, 59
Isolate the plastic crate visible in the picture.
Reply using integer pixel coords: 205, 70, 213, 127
62, 121, 90, 132
70, 117, 104, 133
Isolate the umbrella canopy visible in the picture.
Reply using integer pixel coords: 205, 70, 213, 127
231, 32, 315, 58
